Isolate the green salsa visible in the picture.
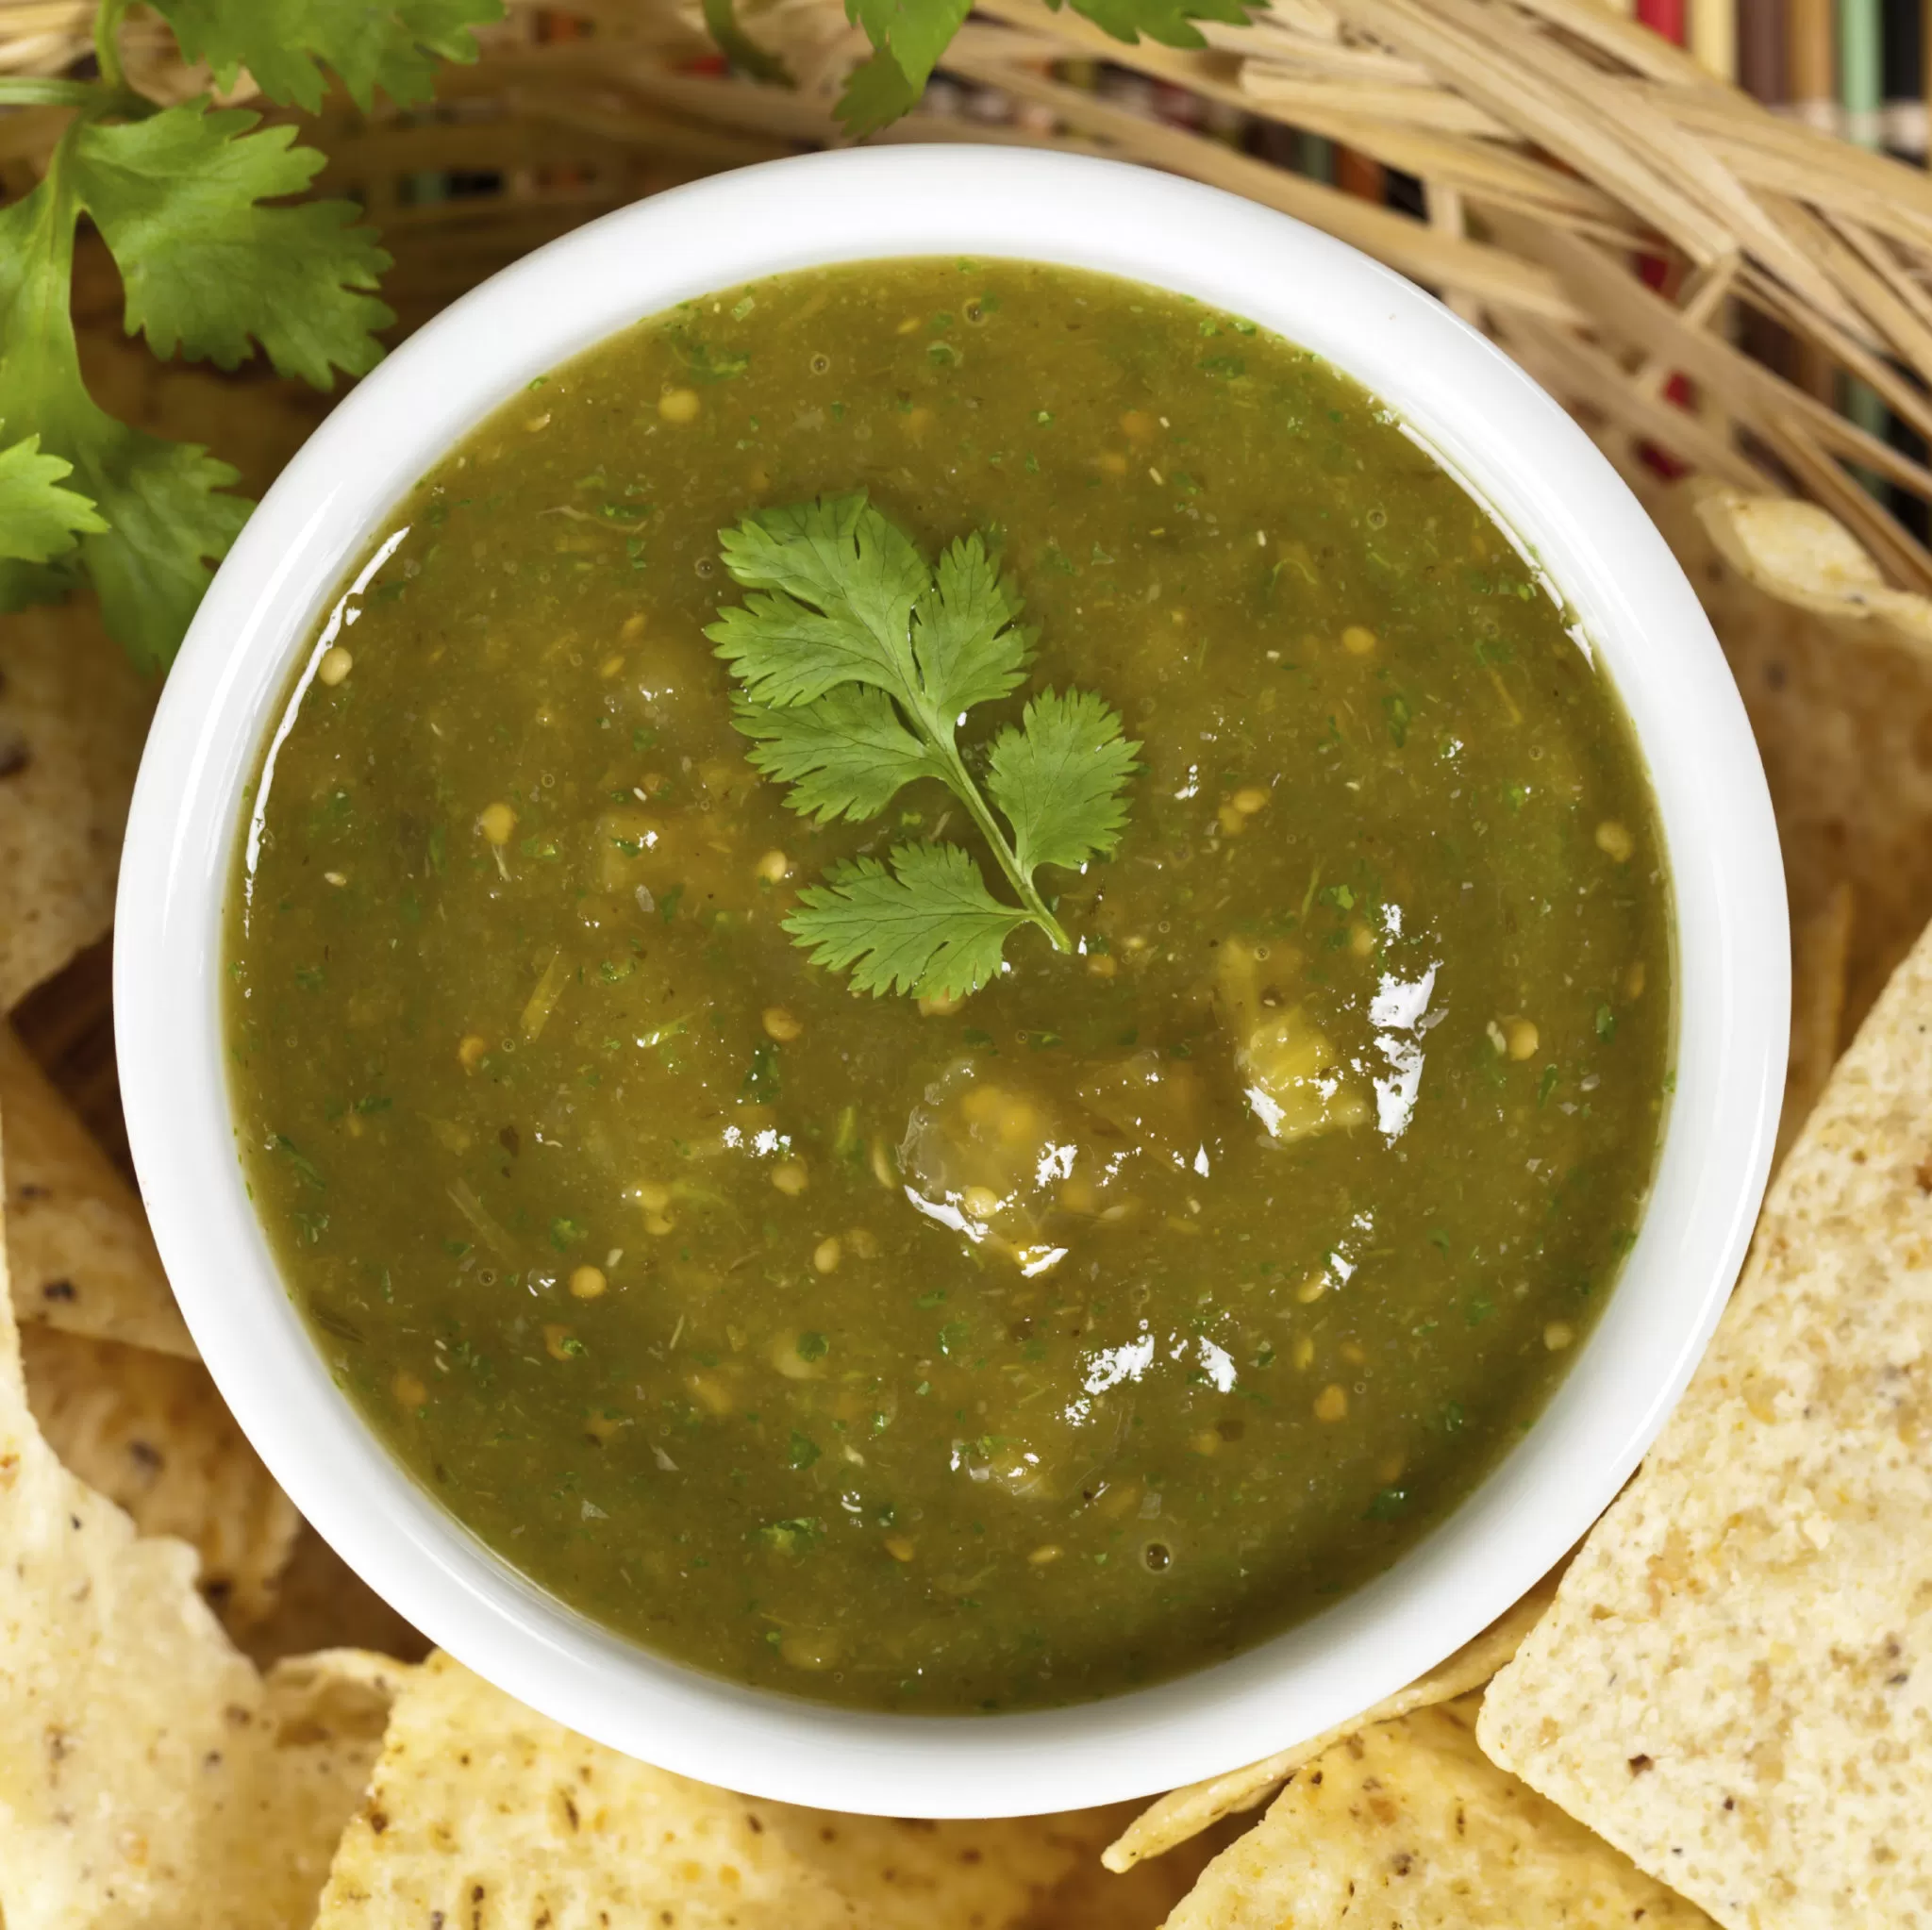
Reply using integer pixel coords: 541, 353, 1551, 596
226, 258, 1672, 1712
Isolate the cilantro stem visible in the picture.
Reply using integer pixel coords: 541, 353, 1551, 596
0, 78, 121, 109
0, 0, 482, 677
92, 0, 130, 92
710, 497, 1135, 998
924, 733, 1071, 952
701, 0, 792, 85
837, 567, 1071, 953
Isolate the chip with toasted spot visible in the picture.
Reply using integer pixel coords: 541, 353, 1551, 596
1024, 1809, 1251, 1930
213, 1649, 410, 1925
0, 600, 153, 1013
315, 1649, 1134, 1930
1478, 918, 1932, 1929
23, 1323, 299, 1628
1, 1023, 192, 1356
0, 1201, 258, 1928
1694, 485, 1932, 638
0, 1097, 391, 1930
1630, 473, 1932, 1046
313, 1649, 878, 1928
1102, 1572, 1558, 1872
1166, 1694, 1713, 1930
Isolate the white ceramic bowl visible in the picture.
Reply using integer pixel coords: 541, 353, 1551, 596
116, 145, 1787, 1818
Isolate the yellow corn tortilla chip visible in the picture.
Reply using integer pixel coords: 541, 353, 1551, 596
22, 1323, 300, 1628
1022, 1812, 1253, 1930
762, 1801, 1127, 1926
0, 599, 154, 1013
1694, 486, 1932, 641
1, 1023, 193, 1356
0, 1227, 255, 1927
314, 1649, 882, 1928
1478, 916, 1932, 1928
1102, 1572, 1558, 1872
211, 1648, 410, 1927
0, 1095, 394, 1928
1625, 471, 1932, 1044
1168, 1694, 1713, 1930
317, 1649, 1128, 1929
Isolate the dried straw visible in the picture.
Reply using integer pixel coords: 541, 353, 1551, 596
11, 0, 1932, 590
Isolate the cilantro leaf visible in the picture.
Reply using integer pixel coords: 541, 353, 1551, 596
709, 493, 1138, 997
0, 0, 482, 673
825, 0, 1256, 130
71, 105, 392, 390
848, 0, 972, 90
732, 687, 941, 824
988, 689, 1140, 877
0, 161, 250, 669
787, 843, 1029, 1001
913, 533, 1036, 716
711, 492, 929, 707
0, 556, 81, 617
0, 432, 106, 565
710, 496, 1031, 719
835, 0, 969, 132
150, 0, 504, 114
834, 46, 925, 138
75, 432, 251, 671
1054, 0, 1254, 48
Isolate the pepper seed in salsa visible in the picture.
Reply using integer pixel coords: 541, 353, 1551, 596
225, 258, 1673, 1713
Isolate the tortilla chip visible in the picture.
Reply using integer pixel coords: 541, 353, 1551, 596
22, 1323, 299, 1629
1022, 1813, 1254, 1930
317, 1650, 1125, 1929
1168, 1694, 1713, 1930
209, 1648, 410, 1926
1, 1023, 192, 1356
314, 1649, 878, 1928
1627, 472, 1932, 1044
0, 1198, 253, 1927
1776, 878, 1854, 1170
241, 1520, 434, 1671
0, 598, 154, 1014
1694, 486, 1932, 641
0, 1089, 392, 1928
1102, 1572, 1559, 1872
1477, 917, 1932, 1927
762, 1802, 1126, 1926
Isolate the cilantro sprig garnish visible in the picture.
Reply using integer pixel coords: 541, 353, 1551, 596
0, 432, 106, 567
0, 0, 500, 673
706, 493, 1139, 1002
149, 0, 501, 116
818, 0, 1257, 136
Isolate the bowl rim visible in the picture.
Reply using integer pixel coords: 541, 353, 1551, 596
115, 142, 1788, 1819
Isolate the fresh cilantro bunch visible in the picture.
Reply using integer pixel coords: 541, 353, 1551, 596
0, 0, 501, 673
708, 493, 1139, 1002
826, 0, 1257, 135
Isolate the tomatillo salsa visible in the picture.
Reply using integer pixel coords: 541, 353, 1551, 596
225, 258, 1672, 1712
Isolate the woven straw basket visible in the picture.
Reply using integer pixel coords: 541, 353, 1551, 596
8, 0, 1932, 1155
